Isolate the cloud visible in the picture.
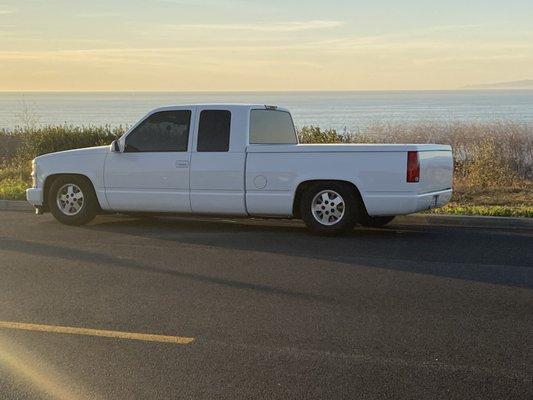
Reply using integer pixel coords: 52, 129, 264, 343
0, 10, 16, 15
75, 12, 120, 18
1, 36, 530, 62
157, 0, 251, 5
166, 20, 345, 33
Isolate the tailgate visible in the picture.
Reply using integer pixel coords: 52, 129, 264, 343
418, 150, 453, 193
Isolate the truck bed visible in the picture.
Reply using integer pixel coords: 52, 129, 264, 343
245, 143, 453, 217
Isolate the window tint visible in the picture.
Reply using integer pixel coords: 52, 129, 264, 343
250, 110, 297, 144
197, 110, 231, 152
125, 110, 191, 152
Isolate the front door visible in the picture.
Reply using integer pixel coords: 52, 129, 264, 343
104, 108, 194, 212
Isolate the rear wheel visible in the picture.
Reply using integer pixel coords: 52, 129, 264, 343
360, 215, 395, 227
300, 182, 360, 235
48, 175, 98, 226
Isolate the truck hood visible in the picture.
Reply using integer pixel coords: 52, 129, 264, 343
35, 145, 110, 161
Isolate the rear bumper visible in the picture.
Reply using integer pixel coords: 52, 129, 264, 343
26, 188, 44, 206
416, 189, 452, 211
363, 189, 453, 216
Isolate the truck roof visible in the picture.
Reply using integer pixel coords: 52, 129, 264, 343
148, 104, 289, 113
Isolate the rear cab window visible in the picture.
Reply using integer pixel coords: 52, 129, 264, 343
197, 110, 231, 152
250, 109, 297, 144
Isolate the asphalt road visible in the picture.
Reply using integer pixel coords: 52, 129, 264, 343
0, 211, 531, 399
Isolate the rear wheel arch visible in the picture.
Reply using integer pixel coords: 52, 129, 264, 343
292, 179, 367, 219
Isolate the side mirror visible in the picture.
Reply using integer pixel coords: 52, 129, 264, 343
111, 140, 121, 153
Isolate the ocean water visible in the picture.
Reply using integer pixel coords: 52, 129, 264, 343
0, 90, 532, 132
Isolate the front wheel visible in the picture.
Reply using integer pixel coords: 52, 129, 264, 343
300, 182, 361, 235
48, 175, 98, 226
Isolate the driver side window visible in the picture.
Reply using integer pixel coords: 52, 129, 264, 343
125, 110, 191, 152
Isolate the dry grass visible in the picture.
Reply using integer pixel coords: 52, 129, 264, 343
299, 121, 533, 183
299, 122, 533, 216
1, 122, 532, 216
452, 183, 533, 206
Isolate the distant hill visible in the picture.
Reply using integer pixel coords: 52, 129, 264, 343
464, 79, 533, 89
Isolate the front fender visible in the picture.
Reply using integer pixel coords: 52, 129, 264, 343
38, 153, 109, 210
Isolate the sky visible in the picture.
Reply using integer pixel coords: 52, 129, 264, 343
0, 0, 532, 91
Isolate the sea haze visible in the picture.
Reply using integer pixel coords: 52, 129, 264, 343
0, 90, 532, 131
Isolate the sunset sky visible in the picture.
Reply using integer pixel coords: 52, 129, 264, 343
0, 0, 532, 91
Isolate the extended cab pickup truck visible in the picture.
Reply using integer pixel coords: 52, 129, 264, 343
26, 104, 453, 235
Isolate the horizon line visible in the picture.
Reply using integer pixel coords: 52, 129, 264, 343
2, 88, 533, 93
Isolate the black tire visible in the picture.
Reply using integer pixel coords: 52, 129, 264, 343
300, 182, 361, 235
48, 175, 98, 226
359, 215, 395, 227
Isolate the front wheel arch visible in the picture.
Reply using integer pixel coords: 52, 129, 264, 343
43, 174, 101, 212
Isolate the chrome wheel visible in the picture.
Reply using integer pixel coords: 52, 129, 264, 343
56, 183, 84, 216
311, 190, 345, 226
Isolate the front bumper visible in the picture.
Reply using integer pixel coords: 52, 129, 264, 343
26, 188, 44, 206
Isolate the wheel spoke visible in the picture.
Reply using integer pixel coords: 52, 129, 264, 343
331, 208, 343, 218
331, 197, 343, 206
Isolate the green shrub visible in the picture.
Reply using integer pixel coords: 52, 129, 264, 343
0, 178, 27, 200
298, 126, 350, 143
0, 163, 30, 182
0, 131, 22, 164
430, 204, 533, 218
0, 125, 126, 200
11, 125, 125, 166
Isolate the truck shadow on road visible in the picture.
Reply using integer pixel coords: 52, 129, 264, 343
81, 215, 532, 289
0, 235, 339, 305
2, 215, 530, 295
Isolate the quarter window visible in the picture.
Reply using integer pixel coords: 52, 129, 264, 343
125, 110, 191, 152
250, 109, 297, 144
197, 110, 231, 152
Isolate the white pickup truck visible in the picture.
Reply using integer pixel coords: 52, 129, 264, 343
26, 104, 453, 235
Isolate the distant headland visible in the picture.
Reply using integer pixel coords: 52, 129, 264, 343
464, 79, 533, 89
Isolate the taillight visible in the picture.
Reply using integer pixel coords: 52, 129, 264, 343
406, 151, 420, 183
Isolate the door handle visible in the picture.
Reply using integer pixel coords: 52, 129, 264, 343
175, 160, 189, 168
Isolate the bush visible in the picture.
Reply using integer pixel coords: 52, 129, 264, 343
462, 138, 520, 189
0, 177, 27, 200
298, 126, 351, 144
1, 122, 532, 213
298, 123, 533, 188
10, 125, 125, 167
0, 125, 126, 197
0, 131, 22, 164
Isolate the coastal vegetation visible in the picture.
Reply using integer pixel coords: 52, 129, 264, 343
1, 122, 532, 217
